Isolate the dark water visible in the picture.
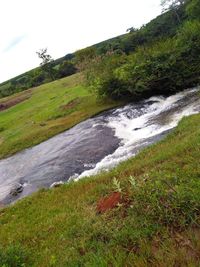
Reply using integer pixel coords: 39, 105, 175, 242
0, 87, 200, 204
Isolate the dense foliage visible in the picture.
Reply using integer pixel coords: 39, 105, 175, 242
84, 0, 200, 100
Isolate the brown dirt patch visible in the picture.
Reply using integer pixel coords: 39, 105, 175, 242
97, 192, 122, 214
0, 92, 32, 112
61, 98, 81, 111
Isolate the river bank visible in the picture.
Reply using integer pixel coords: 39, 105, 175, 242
0, 87, 199, 205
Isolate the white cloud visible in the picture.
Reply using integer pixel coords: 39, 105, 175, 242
0, 0, 161, 83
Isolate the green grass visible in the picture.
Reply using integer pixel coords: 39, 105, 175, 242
0, 73, 122, 159
0, 113, 200, 266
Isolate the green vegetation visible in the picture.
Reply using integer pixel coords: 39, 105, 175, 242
0, 55, 77, 98
36, 48, 56, 82
0, 113, 200, 266
0, 0, 189, 99
84, 0, 200, 100
0, 73, 122, 159
0, 245, 29, 267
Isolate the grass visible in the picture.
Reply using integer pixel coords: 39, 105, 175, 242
0, 113, 200, 266
0, 73, 122, 159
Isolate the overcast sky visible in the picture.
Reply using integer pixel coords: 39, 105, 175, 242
0, 0, 162, 83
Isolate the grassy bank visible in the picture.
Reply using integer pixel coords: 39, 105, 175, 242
0, 73, 122, 159
0, 113, 200, 266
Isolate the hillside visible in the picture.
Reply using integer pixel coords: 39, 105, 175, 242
0, 112, 200, 266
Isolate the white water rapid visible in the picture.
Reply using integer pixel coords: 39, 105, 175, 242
0, 87, 199, 204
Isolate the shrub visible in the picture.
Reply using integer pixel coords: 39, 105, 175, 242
89, 18, 200, 100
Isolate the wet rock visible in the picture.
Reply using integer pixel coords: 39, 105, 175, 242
10, 183, 23, 196
50, 181, 64, 188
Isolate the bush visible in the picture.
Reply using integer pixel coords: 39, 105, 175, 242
85, 53, 128, 99
57, 61, 77, 79
88, 18, 200, 100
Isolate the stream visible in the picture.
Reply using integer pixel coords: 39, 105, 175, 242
0, 87, 200, 204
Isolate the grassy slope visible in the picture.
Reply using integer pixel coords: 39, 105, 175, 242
0, 73, 122, 159
0, 113, 200, 266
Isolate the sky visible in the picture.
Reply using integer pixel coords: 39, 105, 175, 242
0, 0, 162, 83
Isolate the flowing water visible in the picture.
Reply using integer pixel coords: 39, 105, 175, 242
0, 87, 200, 204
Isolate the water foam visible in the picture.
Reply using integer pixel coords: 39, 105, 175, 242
77, 88, 200, 179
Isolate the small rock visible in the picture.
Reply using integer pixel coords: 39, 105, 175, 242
50, 181, 64, 188
10, 183, 23, 196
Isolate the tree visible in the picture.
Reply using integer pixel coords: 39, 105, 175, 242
36, 48, 55, 81
161, 0, 185, 11
126, 27, 137, 33
186, 0, 200, 19
161, 0, 186, 22
75, 47, 97, 71
29, 68, 46, 87
57, 60, 77, 78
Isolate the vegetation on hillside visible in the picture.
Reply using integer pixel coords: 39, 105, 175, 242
82, 0, 200, 100
0, 112, 200, 266
2, 0, 199, 100
0, 55, 77, 98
